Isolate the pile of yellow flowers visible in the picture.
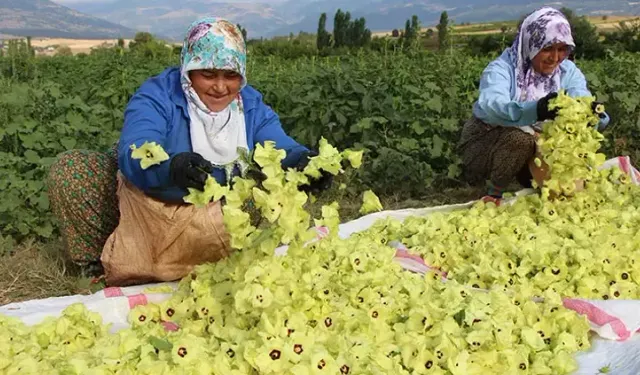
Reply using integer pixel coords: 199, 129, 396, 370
534, 90, 606, 197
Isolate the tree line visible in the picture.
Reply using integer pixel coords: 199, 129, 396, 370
316, 9, 372, 50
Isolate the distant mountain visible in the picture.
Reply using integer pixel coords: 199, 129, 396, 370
0, 0, 137, 39
68, 0, 291, 41
52, 0, 640, 40
269, 0, 640, 37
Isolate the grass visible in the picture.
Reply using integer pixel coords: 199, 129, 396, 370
0, 239, 95, 306
0, 186, 485, 306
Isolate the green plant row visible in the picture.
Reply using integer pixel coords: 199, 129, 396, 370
1, 48, 639, 242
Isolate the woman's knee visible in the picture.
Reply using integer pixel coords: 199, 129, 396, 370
48, 150, 117, 183
505, 130, 536, 151
48, 150, 87, 190
47, 149, 118, 211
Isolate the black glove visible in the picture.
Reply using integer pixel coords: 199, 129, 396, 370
169, 152, 213, 191
296, 151, 334, 194
536, 92, 559, 121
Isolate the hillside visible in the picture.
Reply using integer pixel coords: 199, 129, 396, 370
67, 0, 290, 41
268, 0, 640, 37
62, 0, 640, 40
0, 0, 137, 39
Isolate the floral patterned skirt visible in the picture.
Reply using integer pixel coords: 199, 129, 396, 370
47, 143, 120, 268
458, 117, 536, 188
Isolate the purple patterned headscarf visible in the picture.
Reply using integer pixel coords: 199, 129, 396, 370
508, 7, 575, 102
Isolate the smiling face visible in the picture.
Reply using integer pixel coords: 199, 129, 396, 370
532, 42, 570, 76
188, 69, 243, 112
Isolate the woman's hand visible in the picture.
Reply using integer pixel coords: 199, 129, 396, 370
536, 92, 559, 121
295, 151, 334, 194
169, 152, 214, 191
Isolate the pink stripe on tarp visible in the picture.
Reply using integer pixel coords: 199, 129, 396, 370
619, 156, 631, 175
127, 294, 148, 309
161, 321, 179, 331
395, 248, 426, 263
314, 226, 329, 240
563, 298, 631, 341
394, 249, 448, 277
103, 287, 124, 298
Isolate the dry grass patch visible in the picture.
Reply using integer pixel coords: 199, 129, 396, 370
0, 239, 90, 306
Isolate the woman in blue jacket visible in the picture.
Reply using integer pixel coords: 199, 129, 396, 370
47, 17, 330, 273
459, 7, 609, 204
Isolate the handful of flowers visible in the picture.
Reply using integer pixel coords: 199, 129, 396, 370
534, 90, 606, 198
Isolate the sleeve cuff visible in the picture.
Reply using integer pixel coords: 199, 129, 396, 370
519, 101, 539, 126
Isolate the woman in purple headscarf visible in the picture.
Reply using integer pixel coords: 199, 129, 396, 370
459, 7, 609, 204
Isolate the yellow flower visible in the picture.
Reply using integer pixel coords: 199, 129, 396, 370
359, 190, 383, 214
341, 149, 363, 169
183, 176, 229, 208
130, 141, 169, 170
534, 158, 542, 168
594, 103, 605, 114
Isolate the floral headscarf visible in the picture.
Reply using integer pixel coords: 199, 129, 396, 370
179, 17, 250, 175
508, 7, 575, 102
180, 17, 247, 90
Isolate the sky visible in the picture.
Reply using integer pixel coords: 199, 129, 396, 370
53, 0, 116, 3
52, 0, 282, 3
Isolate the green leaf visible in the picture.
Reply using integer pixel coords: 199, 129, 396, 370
34, 193, 50, 211
149, 336, 173, 351
430, 135, 444, 158
411, 121, 426, 136
397, 138, 420, 153
61, 137, 77, 150
453, 309, 466, 326
448, 163, 461, 179
251, 228, 275, 248
426, 96, 442, 113
444, 87, 458, 97
6, 122, 22, 135
441, 118, 459, 132
20, 133, 40, 149
423, 82, 439, 91
598, 365, 611, 374
48, 86, 62, 98
404, 85, 422, 96
24, 150, 40, 164
351, 118, 371, 133
351, 82, 366, 94
371, 116, 389, 124
40, 157, 58, 167
361, 93, 373, 112
34, 222, 53, 238
66, 112, 85, 129
335, 111, 347, 126
584, 72, 599, 86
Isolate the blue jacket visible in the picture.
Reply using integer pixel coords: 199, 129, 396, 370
472, 50, 610, 128
118, 67, 309, 203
